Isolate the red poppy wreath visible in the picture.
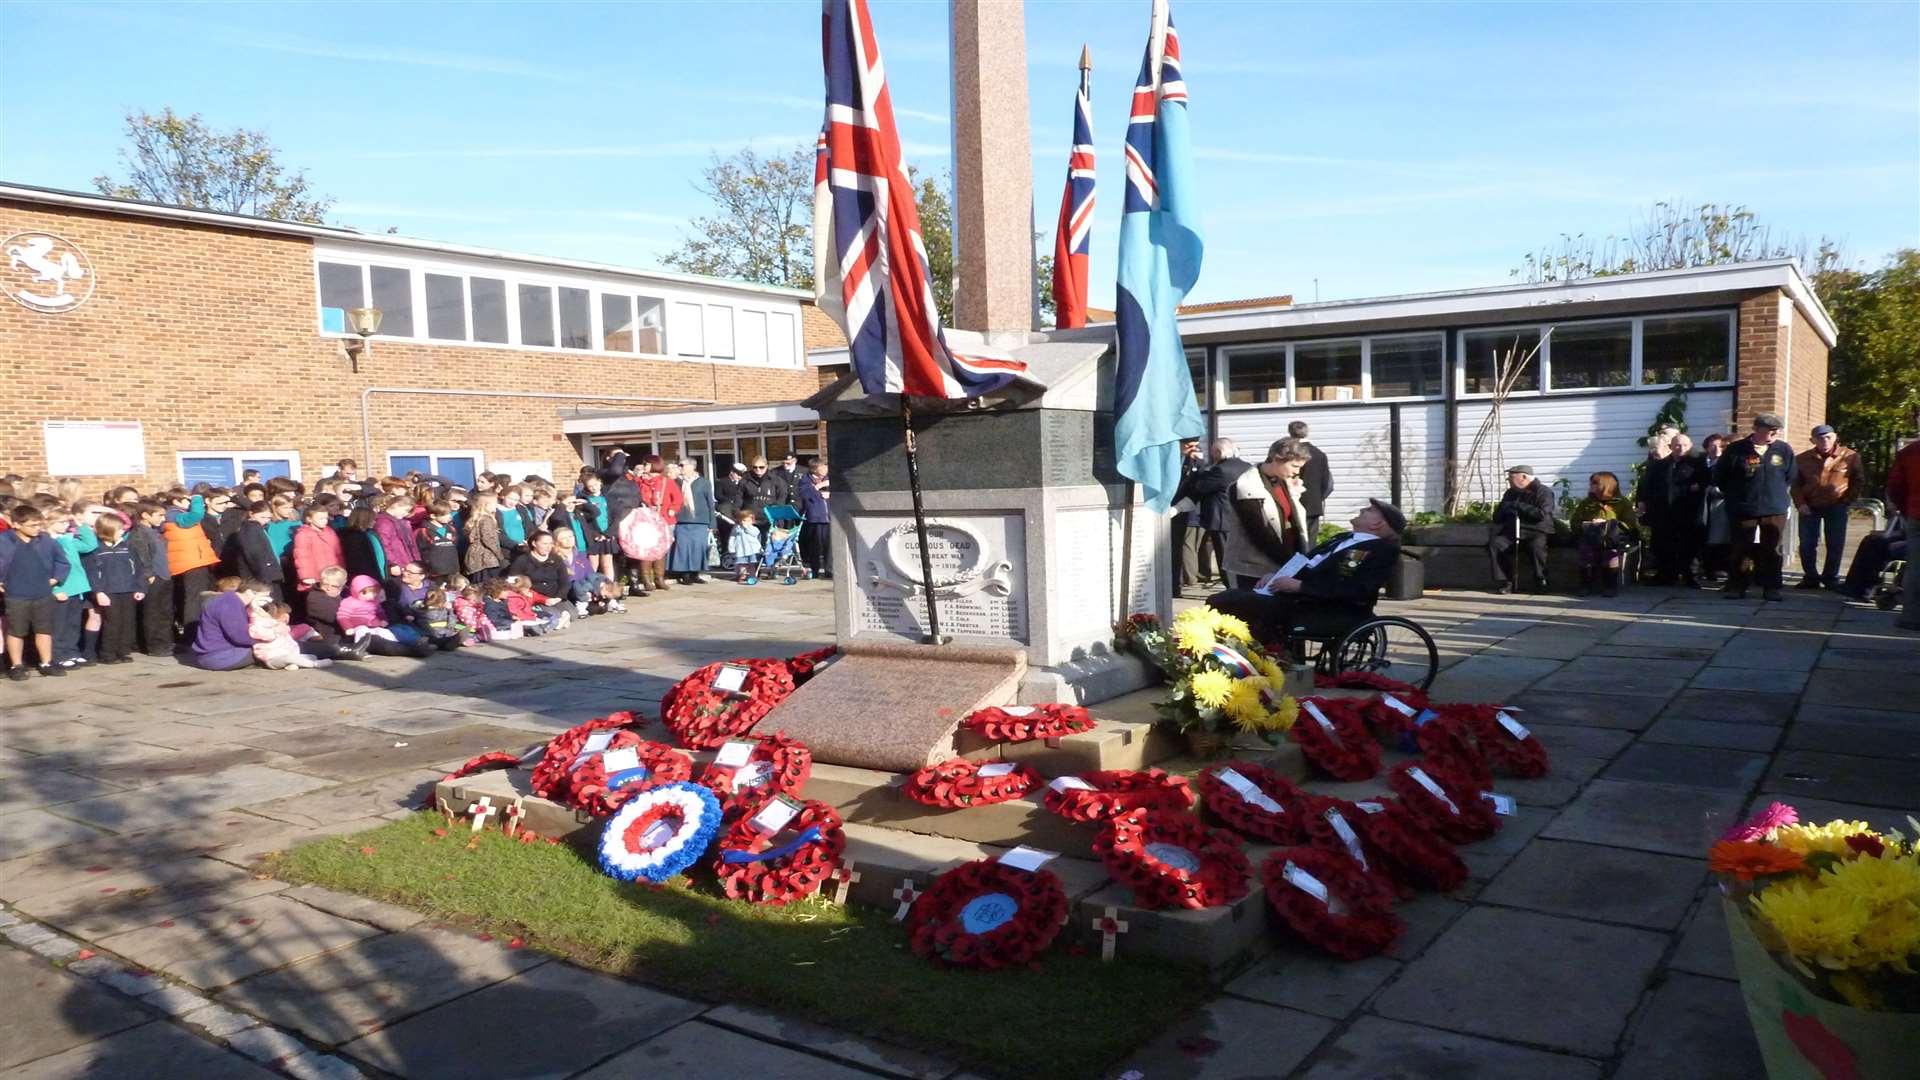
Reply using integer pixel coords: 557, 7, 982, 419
1289, 698, 1382, 781
529, 713, 646, 801
1357, 687, 1433, 742
1412, 713, 1492, 791
1300, 795, 1401, 894
1348, 797, 1469, 894
903, 759, 1044, 809
906, 858, 1068, 969
1261, 845, 1403, 960
1094, 809, 1251, 910
424, 750, 523, 806
566, 738, 695, 818
1387, 760, 1500, 845
962, 703, 1096, 743
1448, 704, 1551, 779
1042, 769, 1192, 824
697, 732, 813, 817
661, 658, 796, 749
1314, 670, 1421, 697
785, 646, 838, 686
712, 799, 847, 906
1197, 760, 1310, 845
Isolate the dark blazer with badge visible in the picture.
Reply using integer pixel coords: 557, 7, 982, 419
1714, 438, 1795, 518
1296, 533, 1401, 611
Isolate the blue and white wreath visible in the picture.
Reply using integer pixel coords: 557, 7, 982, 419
597, 781, 723, 884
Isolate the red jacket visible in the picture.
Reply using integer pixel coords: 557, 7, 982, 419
636, 474, 684, 520
1888, 439, 1920, 521
291, 524, 345, 589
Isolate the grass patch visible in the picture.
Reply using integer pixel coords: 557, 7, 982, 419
274, 813, 1211, 1078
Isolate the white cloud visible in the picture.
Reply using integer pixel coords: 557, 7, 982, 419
357, 136, 814, 160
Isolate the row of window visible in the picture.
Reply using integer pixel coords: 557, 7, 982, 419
592, 423, 823, 481
177, 451, 495, 487
1185, 311, 1734, 407
315, 259, 798, 366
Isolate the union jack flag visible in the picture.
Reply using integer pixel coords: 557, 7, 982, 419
814, 0, 1025, 399
1051, 60, 1095, 330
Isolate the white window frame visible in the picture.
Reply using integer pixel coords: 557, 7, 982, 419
1363, 332, 1447, 402
1291, 336, 1366, 405
1218, 331, 1447, 409
1638, 309, 1737, 389
385, 449, 487, 480
705, 304, 736, 359
176, 450, 303, 485
1217, 342, 1292, 409
1454, 308, 1737, 400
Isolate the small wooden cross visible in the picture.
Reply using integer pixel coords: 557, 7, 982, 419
891, 878, 921, 922
1092, 905, 1129, 962
503, 797, 527, 838
829, 861, 862, 906
467, 796, 496, 833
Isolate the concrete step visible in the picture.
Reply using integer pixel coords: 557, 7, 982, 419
836, 822, 1110, 910
806, 762, 1095, 855
1070, 877, 1275, 976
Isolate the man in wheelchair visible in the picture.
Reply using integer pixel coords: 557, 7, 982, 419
1206, 498, 1406, 647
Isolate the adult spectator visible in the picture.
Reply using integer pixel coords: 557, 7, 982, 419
1172, 438, 1245, 592
738, 457, 789, 535
633, 457, 683, 593
713, 462, 747, 569
1171, 440, 1205, 597
1290, 421, 1334, 540
600, 451, 644, 595
1714, 413, 1796, 602
772, 452, 804, 507
509, 531, 572, 601
1644, 433, 1710, 586
669, 458, 714, 584
1208, 499, 1405, 645
1887, 428, 1920, 629
1488, 465, 1556, 594
1837, 520, 1905, 600
796, 458, 833, 579
1791, 424, 1866, 590
1700, 433, 1731, 580
190, 579, 265, 671
1223, 438, 1310, 589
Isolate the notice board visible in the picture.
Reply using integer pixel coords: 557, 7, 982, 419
44, 421, 146, 476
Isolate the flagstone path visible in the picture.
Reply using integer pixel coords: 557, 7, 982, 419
1, 577, 1913, 1079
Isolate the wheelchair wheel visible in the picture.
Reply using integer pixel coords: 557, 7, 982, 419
1332, 617, 1439, 691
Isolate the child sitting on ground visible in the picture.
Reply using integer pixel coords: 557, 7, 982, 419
554, 527, 622, 615
337, 574, 433, 657
504, 574, 569, 635
727, 509, 763, 584
451, 583, 491, 645
250, 599, 331, 669
418, 587, 466, 650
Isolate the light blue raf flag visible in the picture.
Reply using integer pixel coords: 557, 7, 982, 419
1113, 0, 1204, 513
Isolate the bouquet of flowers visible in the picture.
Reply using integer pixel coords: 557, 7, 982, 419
1118, 609, 1298, 750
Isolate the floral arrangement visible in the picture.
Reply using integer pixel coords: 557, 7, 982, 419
661, 658, 797, 749
1387, 760, 1500, 844
785, 645, 838, 686
1301, 795, 1398, 894
566, 739, 695, 818
1348, 797, 1470, 894
1197, 761, 1309, 845
1041, 769, 1192, 824
713, 799, 846, 906
596, 782, 722, 884
1412, 714, 1492, 791
1261, 846, 1403, 960
1119, 609, 1299, 743
696, 733, 813, 818
529, 713, 646, 801
906, 859, 1068, 969
425, 751, 523, 806
1093, 808, 1251, 910
1315, 670, 1421, 696
903, 759, 1044, 809
1450, 704, 1551, 779
1710, 802, 1920, 1012
962, 703, 1096, 743
1290, 698, 1383, 781
1358, 687, 1430, 741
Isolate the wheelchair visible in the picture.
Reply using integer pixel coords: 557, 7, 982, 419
1277, 606, 1441, 691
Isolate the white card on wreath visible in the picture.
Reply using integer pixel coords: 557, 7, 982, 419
1495, 711, 1532, 740
1000, 705, 1036, 716
978, 762, 1018, 778
1482, 792, 1517, 816
1380, 695, 1416, 718
601, 747, 641, 773
1215, 768, 1285, 815
714, 739, 756, 768
1048, 776, 1095, 793
712, 664, 751, 694
1303, 700, 1336, 733
748, 794, 802, 834
998, 846, 1058, 872
1280, 861, 1329, 904
571, 731, 617, 770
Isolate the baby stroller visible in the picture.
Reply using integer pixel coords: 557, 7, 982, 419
753, 505, 808, 586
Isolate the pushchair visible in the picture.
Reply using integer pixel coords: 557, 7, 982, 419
752, 505, 808, 586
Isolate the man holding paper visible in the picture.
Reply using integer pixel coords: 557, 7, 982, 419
1206, 499, 1406, 646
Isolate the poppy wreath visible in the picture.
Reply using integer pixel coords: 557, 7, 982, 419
785, 646, 839, 686
697, 732, 814, 817
962, 703, 1097, 743
661, 658, 797, 749
1260, 845, 1404, 960
1300, 795, 1403, 895
596, 782, 723, 884
713, 800, 847, 906
1289, 698, 1383, 782
1093, 809, 1252, 910
1387, 759, 1500, 845
566, 739, 695, 818
906, 858, 1069, 969
1314, 670, 1421, 697
1042, 769, 1193, 824
1196, 760, 1310, 845
1348, 797, 1470, 894
529, 713, 646, 801
903, 759, 1045, 809
1412, 713, 1492, 791
423, 750, 523, 807
1356, 687, 1432, 742
1446, 704, 1551, 779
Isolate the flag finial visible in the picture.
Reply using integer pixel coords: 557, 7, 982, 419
1079, 44, 1091, 71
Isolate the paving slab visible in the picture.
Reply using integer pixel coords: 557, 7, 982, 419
1113, 997, 1336, 1080
1541, 780, 1746, 857
1668, 894, 1737, 980
1601, 743, 1769, 792
1479, 839, 1706, 929
0, 809, 108, 862
1517, 722, 1634, 761
218, 925, 547, 1045
243, 770, 445, 828
1224, 944, 1397, 1019
1803, 668, 1920, 711
1297, 1015, 1603, 1080
289, 724, 542, 782
1763, 750, 1919, 811
702, 1004, 956, 1080
1425, 655, 1564, 702
1656, 688, 1798, 727
1639, 717, 1783, 753
96, 893, 382, 990
1615, 972, 1766, 1080
22, 865, 287, 939
339, 707, 502, 736
1744, 793, 1918, 836
1687, 666, 1810, 694
55, 765, 335, 832
0, 949, 152, 1070
342, 959, 702, 1080
2, 1020, 279, 1080
0, 770, 127, 815
1495, 753, 1604, 808
1386, 893, 1469, 960
1787, 720, 1920, 762
1460, 805, 1553, 881
1372, 906, 1666, 1057
1501, 692, 1665, 731
576, 1020, 877, 1080
278, 885, 429, 933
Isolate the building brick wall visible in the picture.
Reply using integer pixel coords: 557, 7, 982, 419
1787, 304, 1829, 440
1733, 287, 1831, 441
801, 303, 847, 349
0, 200, 821, 492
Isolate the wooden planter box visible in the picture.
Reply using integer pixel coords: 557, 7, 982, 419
1405, 524, 1581, 591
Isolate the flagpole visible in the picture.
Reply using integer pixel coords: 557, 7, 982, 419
900, 395, 947, 645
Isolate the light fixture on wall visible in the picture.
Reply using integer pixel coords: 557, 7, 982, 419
342, 306, 383, 372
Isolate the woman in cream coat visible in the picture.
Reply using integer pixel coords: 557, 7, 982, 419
1221, 437, 1312, 588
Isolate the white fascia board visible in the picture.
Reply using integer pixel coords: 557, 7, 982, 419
561, 402, 819, 436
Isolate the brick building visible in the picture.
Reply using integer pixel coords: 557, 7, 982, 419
0, 183, 825, 490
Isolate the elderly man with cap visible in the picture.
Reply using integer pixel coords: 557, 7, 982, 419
1207, 498, 1405, 646
1791, 423, 1866, 590
1488, 465, 1557, 594
712, 460, 748, 570
1715, 413, 1796, 601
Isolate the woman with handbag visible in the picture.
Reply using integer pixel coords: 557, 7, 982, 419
1570, 472, 1640, 597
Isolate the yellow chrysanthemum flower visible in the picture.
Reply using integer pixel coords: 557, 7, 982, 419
1189, 668, 1234, 710
1824, 854, 1920, 913
1253, 654, 1289, 688
1171, 608, 1217, 655
1750, 880, 1870, 968
1776, 821, 1879, 859
1261, 694, 1300, 734
1223, 677, 1271, 728
1855, 904, 1920, 972
1207, 610, 1252, 644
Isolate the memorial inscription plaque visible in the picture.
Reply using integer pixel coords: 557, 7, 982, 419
850, 512, 1028, 643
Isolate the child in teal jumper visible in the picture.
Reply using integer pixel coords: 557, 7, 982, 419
47, 502, 99, 665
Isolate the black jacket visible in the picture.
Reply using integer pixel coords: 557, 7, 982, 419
737, 471, 790, 523
1173, 457, 1250, 533
1296, 533, 1401, 610
81, 538, 147, 595
305, 590, 344, 642
1646, 453, 1710, 522
509, 549, 571, 601
1493, 482, 1557, 537
129, 522, 170, 582
1300, 444, 1334, 516
1714, 437, 1796, 518
713, 472, 746, 519
227, 522, 284, 584
771, 466, 803, 506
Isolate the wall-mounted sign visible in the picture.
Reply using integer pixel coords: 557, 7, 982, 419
44, 421, 145, 476
3, 233, 96, 313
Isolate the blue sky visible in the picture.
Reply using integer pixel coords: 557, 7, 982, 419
2, 1, 1915, 305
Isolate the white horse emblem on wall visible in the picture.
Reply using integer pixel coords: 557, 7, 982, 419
3, 233, 96, 312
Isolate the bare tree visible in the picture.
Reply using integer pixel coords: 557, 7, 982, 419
92, 108, 332, 223
1513, 201, 1837, 284
1450, 331, 1549, 515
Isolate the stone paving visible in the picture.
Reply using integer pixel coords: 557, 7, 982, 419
0, 576, 1914, 1079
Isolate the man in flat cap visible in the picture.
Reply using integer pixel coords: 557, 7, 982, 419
1714, 413, 1796, 601
1488, 465, 1557, 594
1207, 498, 1404, 646
1791, 423, 1865, 590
